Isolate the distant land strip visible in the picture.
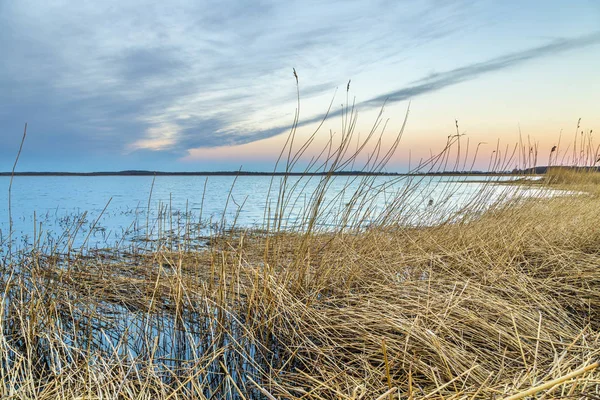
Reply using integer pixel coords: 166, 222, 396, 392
0, 167, 597, 177
0, 170, 514, 177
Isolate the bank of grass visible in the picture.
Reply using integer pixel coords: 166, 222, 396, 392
545, 166, 600, 187
3, 172, 600, 399
3, 92, 600, 398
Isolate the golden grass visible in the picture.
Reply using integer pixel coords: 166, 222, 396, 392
3, 177, 600, 399
3, 86, 600, 398
545, 166, 600, 188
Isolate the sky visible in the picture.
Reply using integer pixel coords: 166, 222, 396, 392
1, 0, 599, 172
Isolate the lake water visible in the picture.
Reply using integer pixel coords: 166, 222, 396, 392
0, 175, 546, 251
0, 173, 557, 394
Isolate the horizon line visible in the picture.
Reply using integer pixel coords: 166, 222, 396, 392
0, 168, 569, 177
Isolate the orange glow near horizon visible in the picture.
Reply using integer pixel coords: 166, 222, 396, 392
180, 48, 600, 172
181, 106, 598, 172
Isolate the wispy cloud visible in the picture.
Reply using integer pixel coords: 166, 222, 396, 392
0, 0, 598, 170
0, 0, 473, 163
367, 32, 600, 106
289, 31, 600, 130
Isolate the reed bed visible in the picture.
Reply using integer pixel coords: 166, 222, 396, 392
2, 86, 600, 399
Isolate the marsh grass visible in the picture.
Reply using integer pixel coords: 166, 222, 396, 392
545, 166, 600, 187
2, 83, 600, 399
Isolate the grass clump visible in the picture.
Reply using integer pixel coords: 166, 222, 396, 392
545, 166, 600, 187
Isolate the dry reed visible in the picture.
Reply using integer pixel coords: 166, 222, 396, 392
1, 82, 599, 399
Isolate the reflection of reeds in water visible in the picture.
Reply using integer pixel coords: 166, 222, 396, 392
2, 79, 600, 398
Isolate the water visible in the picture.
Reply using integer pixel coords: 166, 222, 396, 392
0, 174, 545, 251
0, 174, 559, 397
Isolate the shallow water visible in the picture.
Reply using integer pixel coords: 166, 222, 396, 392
0, 174, 545, 250
0, 174, 564, 397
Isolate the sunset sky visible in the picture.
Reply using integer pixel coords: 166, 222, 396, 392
1, 0, 599, 172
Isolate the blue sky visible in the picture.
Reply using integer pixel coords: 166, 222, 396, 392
1, 0, 599, 171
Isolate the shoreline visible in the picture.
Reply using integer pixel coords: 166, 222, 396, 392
1, 173, 599, 398
0, 171, 523, 177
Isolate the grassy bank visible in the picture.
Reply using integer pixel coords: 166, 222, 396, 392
2, 172, 600, 399
3, 97, 600, 398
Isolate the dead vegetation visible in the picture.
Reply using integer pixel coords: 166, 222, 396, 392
2, 87, 600, 398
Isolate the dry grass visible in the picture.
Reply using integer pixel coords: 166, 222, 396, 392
545, 166, 600, 187
2, 87, 600, 398
4, 176, 600, 399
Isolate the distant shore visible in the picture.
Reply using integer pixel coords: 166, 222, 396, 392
0, 170, 521, 177
1, 166, 595, 177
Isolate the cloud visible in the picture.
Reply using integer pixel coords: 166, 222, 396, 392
0, 0, 598, 171
285, 31, 600, 132
0, 0, 475, 165
366, 32, 600, 106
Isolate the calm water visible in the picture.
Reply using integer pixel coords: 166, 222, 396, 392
0, 173, 552, 393
0, 175, 544, 250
